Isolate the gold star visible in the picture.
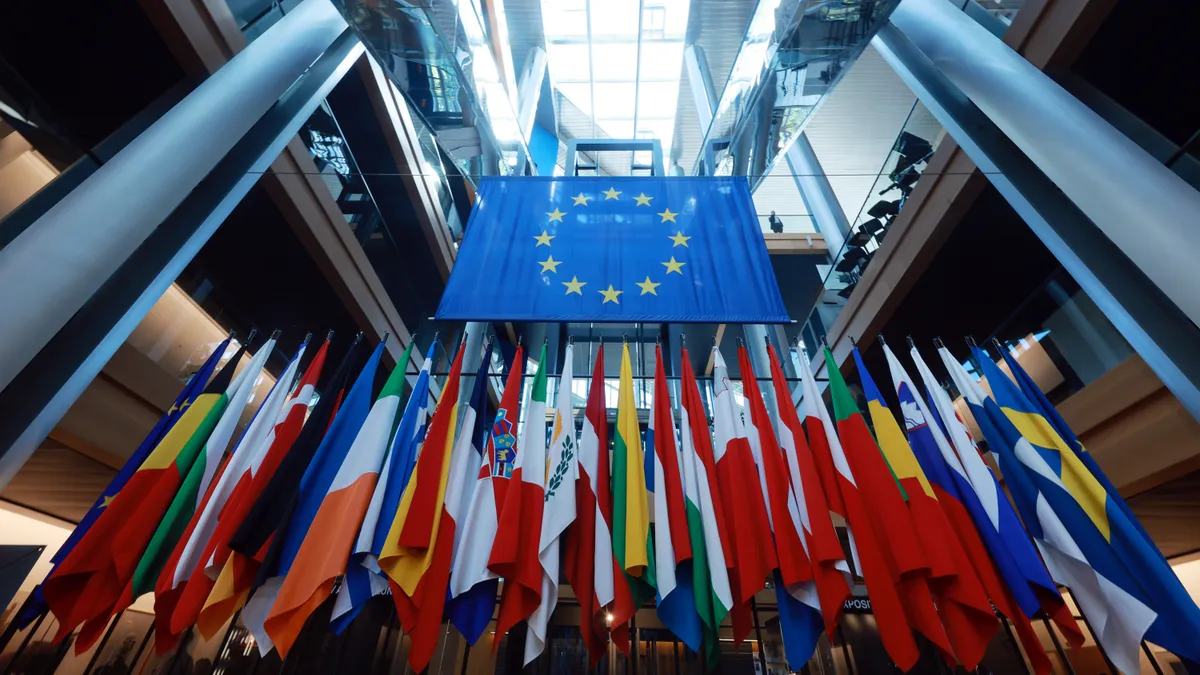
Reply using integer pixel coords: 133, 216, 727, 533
657, 208, 678, 223
563, 276, 586, 295
100, 494, 115, 508
603, 187, 622, 200
669, 231, 691, 247
534, 231, 554, 247
572, 193, 591, 206
547, 208, 566, 222
634, 193, 652, 206
538, 255, 562, 273
663, 257, 686, 274
599, 284, 624, 304
636, 276, 661, 296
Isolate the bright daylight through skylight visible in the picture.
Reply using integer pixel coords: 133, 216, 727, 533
541, 0, 692, 157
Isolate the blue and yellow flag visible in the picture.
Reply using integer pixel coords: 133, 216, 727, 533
436, 177, 788, 323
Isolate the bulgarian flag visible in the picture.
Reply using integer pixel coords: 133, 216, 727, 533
262, 340, 413, 657
796, 348, 922, 671
709, 346, 774, 643
378, 339, 468, 673
193, 336, 354, 639
43, 340, 250, 637
851, 346, 996, 669
611, 342, 655, 623
677, 347, 732, 670
564, 344, 634, 665
151, 339, 305, 651
488, 343, 549, 649
766, 345, 849, 640
648, 345, 700, 651
448, 346, 525, 643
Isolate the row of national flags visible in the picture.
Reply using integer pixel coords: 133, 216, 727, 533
23, 327, 1200, 674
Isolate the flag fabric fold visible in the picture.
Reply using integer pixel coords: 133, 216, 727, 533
709, 346, 774, 643
611, 342, 655, 636
677, 347, 733, 671
796, 348, 921, 671
240, 340, 385, 656
648, 345, 701, 652
378, 338, 468, 673
449, 347, 525, 645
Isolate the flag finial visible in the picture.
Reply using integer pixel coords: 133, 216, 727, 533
326, 329, 335, 341
736, 336, 744, 348
933, 336, 944, 349
906, 335, 916, 349
964, 335, 978, 349
518, 334, 523, 346
352, 330, 364, 344
381, 331, 390, 345
246, 327, 258, 345
270, 329, 282, 340
302, 332, 313, 347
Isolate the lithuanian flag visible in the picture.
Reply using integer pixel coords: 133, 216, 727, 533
612, 342, 655, 611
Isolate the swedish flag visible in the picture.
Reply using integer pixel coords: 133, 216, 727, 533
967, 346, 1200, 672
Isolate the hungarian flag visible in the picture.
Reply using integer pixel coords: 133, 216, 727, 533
14, 337, 229, 632
852, 346, 996, 669
488, 343, 549, 649
525, 343, 579, 664
677, 347, 733, 670
896, 344, 1065, 675
766, 345, 849, 641
262, 341, 413, 657
709, 346, 774, 643
442, 341, 498, 644
611, 342, 655, 628
240, 340, 386, 655
329, 342, 423, 633
43, 340, 249, 636
448, 347, 524, 643
648, 345, 700, 651
151, 340, 305, 651
796, 349, 921, 671
564, 344, 633, 665
191, 336, 349, 639
377, 338, 468, 673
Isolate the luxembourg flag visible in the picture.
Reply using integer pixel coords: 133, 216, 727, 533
647, 345, 701, 652
447, 347, 524, 643
328, 341, 419, 633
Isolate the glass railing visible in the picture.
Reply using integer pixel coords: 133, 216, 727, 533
797, 100, 943, 355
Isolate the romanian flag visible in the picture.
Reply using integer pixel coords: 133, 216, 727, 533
677, 347, 733, 671
263, 341, 412, 656
647, 345, 700, 651
43, 340, 248, 636
767, 345, 849, 648
192, 336, 349, 639
14, 337, 229, 631
240, 340, 385, 655
852, 346, 996, 669
448, 347, 524, 644
378, 338, 467, 673
709, 346, 774, 643
131, 335, 277, 602
796, 348, 921, 671
611, 342, 655, 623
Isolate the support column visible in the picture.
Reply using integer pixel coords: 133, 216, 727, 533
0, 0, 348, 395
872, 23, 1200, 423
0, 30, 364, 488
786, 133, 850, 256
516, 47, 547, 142
684, 45, 718, 132
887, 0, 1200, 329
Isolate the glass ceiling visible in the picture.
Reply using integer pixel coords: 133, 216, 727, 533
542, 0, 692, 158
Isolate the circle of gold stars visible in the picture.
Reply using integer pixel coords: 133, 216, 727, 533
535, 187, 687, 305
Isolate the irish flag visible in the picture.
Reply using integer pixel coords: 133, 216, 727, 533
488, 343, 549, 649
678, 347, 732, 670
378, 339, 467, 673
564, 344, 633, 665
612, 342, 655, 622
44, 340, 249, 636
796, 348, 922, 671
709, 346, 774, 643
448, 346, 524, 643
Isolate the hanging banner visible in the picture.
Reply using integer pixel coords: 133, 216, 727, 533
435, 177, 789, 323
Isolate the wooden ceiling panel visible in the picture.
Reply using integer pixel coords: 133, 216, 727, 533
1, 442, 116, 523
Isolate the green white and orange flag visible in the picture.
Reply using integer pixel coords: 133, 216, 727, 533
612, 342, 655, 612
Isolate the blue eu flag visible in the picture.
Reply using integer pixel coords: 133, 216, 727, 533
436, 177, 789, 323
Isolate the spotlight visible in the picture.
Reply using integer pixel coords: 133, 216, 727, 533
846, 229, 872, 247
894, 132, 932, 161
868, 200, 900, 219
842, 246, 867, 263
835, 256, 859, 273
861, 218, 885, 236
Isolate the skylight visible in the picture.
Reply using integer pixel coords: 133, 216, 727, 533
542, 0, 692, 161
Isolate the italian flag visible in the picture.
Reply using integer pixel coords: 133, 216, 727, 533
678, 347, 733, 670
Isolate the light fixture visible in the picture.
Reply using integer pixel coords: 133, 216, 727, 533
868, 199, 900, 219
